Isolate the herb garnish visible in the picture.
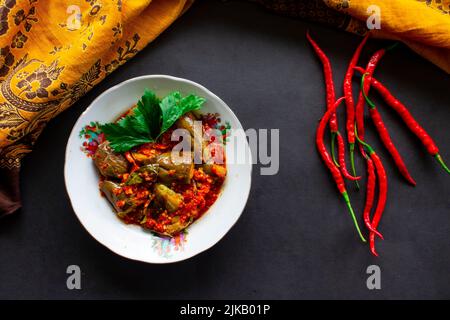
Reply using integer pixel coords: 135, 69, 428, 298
100, 89, 205, 152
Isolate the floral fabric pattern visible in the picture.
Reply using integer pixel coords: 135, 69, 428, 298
0, 0, 16, 35
0, 0, 194, 217
0, 45, 14, 76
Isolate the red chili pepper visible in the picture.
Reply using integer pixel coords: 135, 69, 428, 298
356, 130, 387, 257
344, 34, 369, 186
362, 157, 384, 239
317, 97, 347, 194
317, 97, 366, 243
307, 31, 339, 166
336, 132, 361, 181
355, 43, 397, 144
354, 66, 450, 174
361, 74, 416, 186
369, 152, 387, 257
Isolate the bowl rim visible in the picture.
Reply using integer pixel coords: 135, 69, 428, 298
64, 74, 252, 263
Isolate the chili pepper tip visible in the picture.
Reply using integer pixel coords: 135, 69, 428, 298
364, 222, 384, 240
370, 247, 379, 257
435, 154, 450, 174
342, 191, 367, 243
407, 177, 417, 186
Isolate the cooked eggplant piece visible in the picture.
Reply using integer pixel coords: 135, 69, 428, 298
157, 167, 176, 185
125, 164, 158, 185
176, 112, 206, 158
130, 151, 158, 165
100, 180, 137, 217
125, 208, 146, 223
94, 141, 128, 178
153, 152, 194, 184
176, 112, 199, 137
163, 216, 192, 236
154, 183, 183, 213
125, 172, 143, 185
202, 163, 227, 178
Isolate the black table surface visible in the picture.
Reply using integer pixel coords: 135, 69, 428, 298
1, 0, 449, 299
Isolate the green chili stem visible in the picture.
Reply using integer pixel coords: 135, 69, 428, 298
342, 191, 367, 243
331, 131, 339, 167
361, 73, 376, 110
355, 127, 375, 155
435, 154, 450, 174
349, 143, 360, 190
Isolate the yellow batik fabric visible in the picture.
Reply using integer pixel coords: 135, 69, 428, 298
0, 0, 193, 170
324, 0, 450, 73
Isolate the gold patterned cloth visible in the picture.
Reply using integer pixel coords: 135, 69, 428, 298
251, 0, 450, 73
0, 0, 193, 216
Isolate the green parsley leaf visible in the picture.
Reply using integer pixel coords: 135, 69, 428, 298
99, 123, 153, 153
99, 89, 206, 153
159, 92, 206, 137
136, 89, 161, 139
159, 91, 183, 134
179, 94, 205, 114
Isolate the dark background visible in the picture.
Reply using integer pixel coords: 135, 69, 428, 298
1, 0, 449, 299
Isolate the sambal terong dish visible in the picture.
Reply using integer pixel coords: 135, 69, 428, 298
83, 89, 227, 237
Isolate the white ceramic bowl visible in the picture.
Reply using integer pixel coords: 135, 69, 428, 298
65, 75, 252, 263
